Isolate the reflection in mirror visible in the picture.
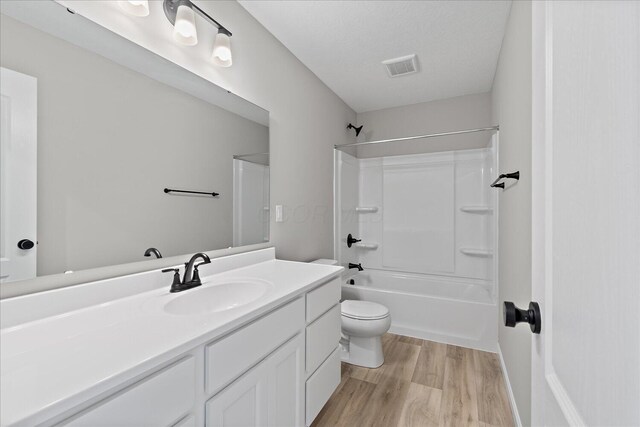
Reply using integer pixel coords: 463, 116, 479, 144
232, 153, 270, 247
0, 2, 269, 285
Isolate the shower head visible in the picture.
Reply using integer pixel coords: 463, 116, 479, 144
347, 123, 363, 137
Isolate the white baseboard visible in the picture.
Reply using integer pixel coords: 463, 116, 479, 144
497, 343, 522, 427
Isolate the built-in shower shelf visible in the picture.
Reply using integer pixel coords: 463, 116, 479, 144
355, 207, 379, 213
460, 206, 493, 214
460, 248, 493, 257
354, 242, 378, 249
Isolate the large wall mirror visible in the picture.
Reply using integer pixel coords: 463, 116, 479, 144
0, 2, 269, 288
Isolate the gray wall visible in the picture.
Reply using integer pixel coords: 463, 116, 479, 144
191, 2, 357, 262
355, 93, 492, 158
491, 2, 532, 425
1, 15, 268, 275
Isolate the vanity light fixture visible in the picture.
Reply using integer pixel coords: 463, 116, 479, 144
118, 0, 150, 17
171, 1, 198, 46
163, 0, 233, 66
212, 28, 232, 67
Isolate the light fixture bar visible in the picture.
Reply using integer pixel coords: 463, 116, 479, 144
163, 0, 231, 37
190, 2, 232, 36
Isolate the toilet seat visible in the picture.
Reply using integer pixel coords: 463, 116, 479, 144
341, 300, 389, 320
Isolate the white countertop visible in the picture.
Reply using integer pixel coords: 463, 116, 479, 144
0, 254, 342, 426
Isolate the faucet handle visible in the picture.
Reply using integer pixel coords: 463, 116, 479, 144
191, 265, 202, 285
162, 268, 182, 292
347, 234, 362, 248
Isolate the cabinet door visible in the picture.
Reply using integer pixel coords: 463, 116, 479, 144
267, 333, 305, 427
206, 362, 269, 427
207, 333, 304, 427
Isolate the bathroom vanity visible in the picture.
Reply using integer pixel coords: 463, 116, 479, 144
0, 248, 343, 426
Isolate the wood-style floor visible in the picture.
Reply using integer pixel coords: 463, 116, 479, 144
312, 333, 514, 427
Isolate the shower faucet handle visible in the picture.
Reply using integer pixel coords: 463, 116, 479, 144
347, 234, 362, 248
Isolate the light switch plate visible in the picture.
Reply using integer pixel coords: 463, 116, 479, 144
275, 205, 283, 222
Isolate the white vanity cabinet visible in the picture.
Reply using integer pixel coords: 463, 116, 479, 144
205, 297, 305, 396
304, 278, 342, 426
206, 277, 342, 427
205, 297, 306, 427
45, 275, 342, 427
60, 357, 196, 427
206, 333, 305, 427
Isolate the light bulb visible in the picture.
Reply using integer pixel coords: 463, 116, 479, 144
173, 4, 198, 46
118, 0, 149, 17
212, 30, 232, 67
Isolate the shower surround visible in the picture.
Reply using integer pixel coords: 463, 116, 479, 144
335, 135, 499, 351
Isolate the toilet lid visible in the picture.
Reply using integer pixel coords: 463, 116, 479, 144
341, 300, 389, 320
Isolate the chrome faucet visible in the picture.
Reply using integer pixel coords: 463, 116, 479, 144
162, 252, 211, 293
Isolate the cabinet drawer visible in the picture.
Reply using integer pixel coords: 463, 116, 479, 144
306, 304, 341, 375
61, 357, 195, 427
305, 346, 341, 426
306, 278, 341, 323
206, 297, 305, 395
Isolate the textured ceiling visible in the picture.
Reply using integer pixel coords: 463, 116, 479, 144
239, 1, 511, 113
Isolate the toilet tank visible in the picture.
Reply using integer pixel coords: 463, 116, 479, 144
311, 259, 339, 266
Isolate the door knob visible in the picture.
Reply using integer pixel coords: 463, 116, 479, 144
17, 239, 35, 250
504, 301, 541, 334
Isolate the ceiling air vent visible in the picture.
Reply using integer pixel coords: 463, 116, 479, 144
382, 54, 418, 77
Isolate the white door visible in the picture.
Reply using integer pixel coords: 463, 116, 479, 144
531, 2, 639, 426
0, 67, 37, 284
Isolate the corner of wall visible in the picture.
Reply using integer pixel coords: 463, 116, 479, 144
490, 1, 533, 425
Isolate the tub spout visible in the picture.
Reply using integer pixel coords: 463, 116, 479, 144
348, 263, 364, 271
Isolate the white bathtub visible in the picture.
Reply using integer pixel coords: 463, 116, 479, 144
341, 269, 498, 351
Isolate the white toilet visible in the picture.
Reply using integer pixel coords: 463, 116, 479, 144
340, 300, 391, 368
311, 259, 391, 368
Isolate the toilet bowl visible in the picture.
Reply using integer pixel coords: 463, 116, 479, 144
340, 300, 391, 368
310, 259, 391, 368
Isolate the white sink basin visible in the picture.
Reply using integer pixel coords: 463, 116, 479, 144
164, 280, 271, 316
